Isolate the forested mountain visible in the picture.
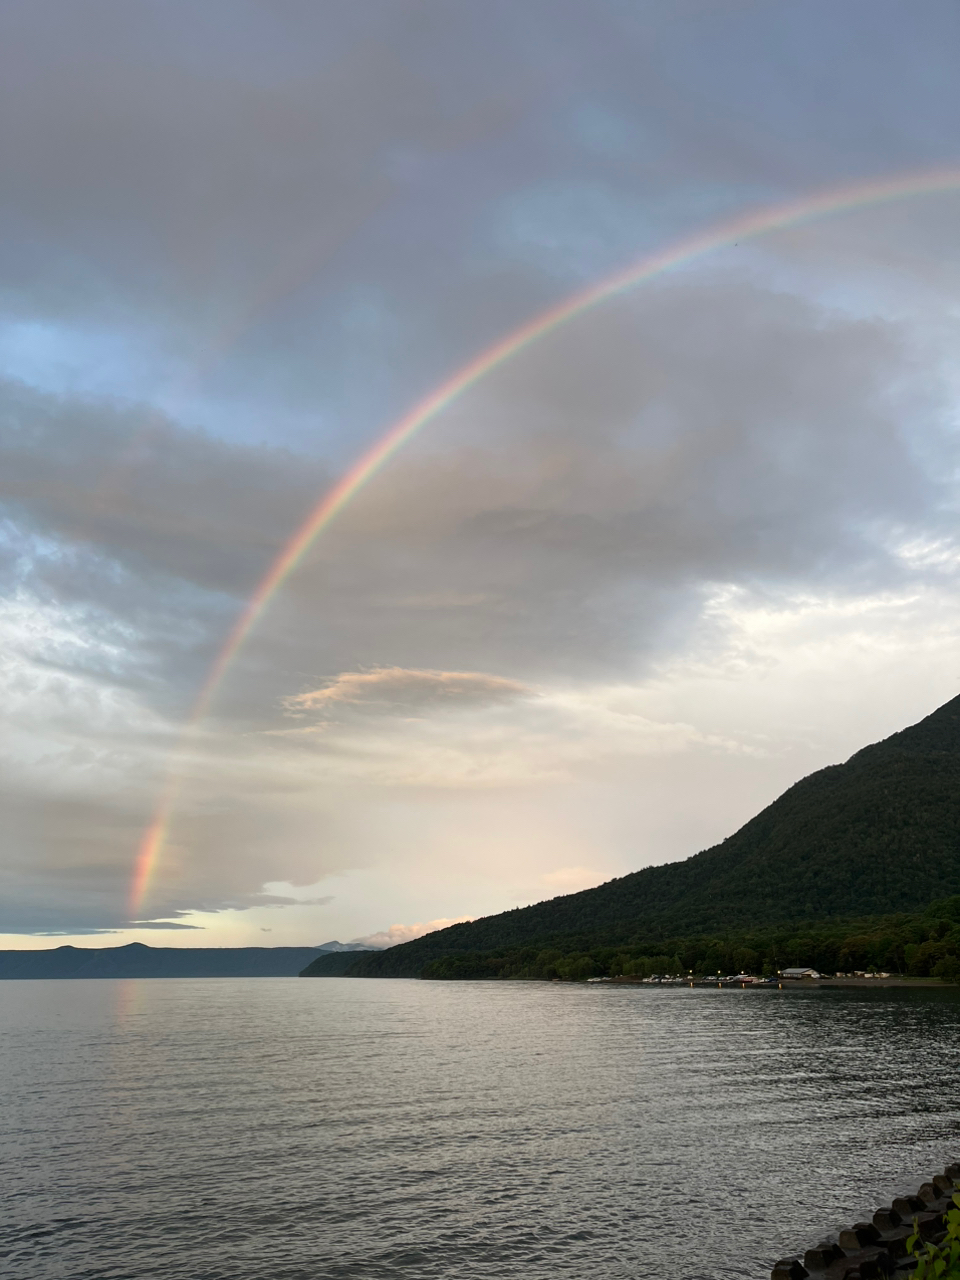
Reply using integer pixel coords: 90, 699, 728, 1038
342, 694, 960, 978
399, 897, 960, 982
298, 949, 380, 976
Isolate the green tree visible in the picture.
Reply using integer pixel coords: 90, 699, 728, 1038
934, 956, 960, 984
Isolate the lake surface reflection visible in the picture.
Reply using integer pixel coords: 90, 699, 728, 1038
2, 979, 960, 1279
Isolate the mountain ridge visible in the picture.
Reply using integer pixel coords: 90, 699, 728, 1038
340, 694, 960, 978
0, 944, 377, 979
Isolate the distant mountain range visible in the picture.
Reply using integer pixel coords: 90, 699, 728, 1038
337, 694, 960, 979
0, 942, 380, 979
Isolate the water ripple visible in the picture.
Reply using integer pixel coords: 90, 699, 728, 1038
1, 980, 959, 1279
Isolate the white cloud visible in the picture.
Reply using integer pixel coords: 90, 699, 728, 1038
270, 673, 755, 790
283, 666, 530, 718
354, 917, 474, 949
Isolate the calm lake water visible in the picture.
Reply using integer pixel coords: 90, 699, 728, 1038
2, 979, 960, 1280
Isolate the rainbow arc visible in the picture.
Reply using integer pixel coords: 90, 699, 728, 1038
130, 164, 960, 915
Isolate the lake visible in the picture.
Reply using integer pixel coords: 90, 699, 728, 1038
2, 979, 959, 1279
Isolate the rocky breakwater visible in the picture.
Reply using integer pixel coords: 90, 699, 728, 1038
772, 1165, 960, 1280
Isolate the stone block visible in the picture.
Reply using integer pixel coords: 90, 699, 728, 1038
854, 1248, 894, 1278
881, 1230, 912, 1260
823, 1256, 864, 1280
913, 1211, 945, 1241
805, 1242, 844, 1270
878, 1223, 929, 1257
825, 1248, 892, 1280
772, 1173, 955, 1280
772, 1257, 810, 1280
873, 1208, 902, 1233
839, 1225, 881, 1250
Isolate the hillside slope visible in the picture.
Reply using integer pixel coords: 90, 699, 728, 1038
299, 949, 380, 976
347, 694, 960, 977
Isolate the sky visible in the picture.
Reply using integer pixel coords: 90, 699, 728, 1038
4, 0, 960, 949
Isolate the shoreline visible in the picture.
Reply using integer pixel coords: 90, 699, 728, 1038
816, 976, 947, 987
606, 976, 951, 989
772, 1164, 960, 1280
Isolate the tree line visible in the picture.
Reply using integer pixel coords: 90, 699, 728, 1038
413, 896, 960, 982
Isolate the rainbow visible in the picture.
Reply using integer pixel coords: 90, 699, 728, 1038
129, 163, 960, 916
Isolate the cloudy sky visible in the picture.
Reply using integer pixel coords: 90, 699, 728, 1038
4, 0, 960, 949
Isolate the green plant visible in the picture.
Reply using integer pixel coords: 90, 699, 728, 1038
908, 1192, 960, 1279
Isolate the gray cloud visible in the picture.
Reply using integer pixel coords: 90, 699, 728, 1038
0, 376, 328, 721
129, 921, 205, 930
284, 667, 531, 719
0, 379, 324, 594
257, 280, 953, 696
0, 788, 151, 933
2, 1, 958, 451
222, 893, 334, 909
3, 273, 958, 931
20, 268, 943, 716
5, 2, 960, 936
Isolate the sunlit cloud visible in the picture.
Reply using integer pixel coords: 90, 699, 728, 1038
354, 918, 475, 949
283, 667, 531, 719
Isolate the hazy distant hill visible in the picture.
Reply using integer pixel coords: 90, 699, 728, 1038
344, 694, 960, 978
0, 943, 350, 979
